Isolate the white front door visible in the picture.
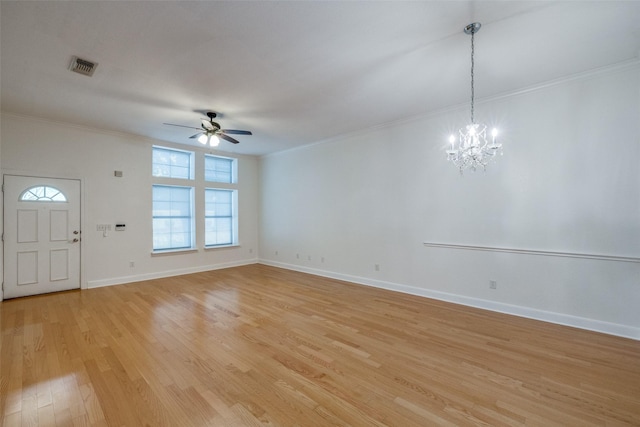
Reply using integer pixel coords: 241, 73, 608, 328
3, 175, 81, 299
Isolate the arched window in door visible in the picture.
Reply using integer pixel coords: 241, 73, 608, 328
19, 185, 68, 202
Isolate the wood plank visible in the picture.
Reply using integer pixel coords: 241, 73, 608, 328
1, 264, 639, 426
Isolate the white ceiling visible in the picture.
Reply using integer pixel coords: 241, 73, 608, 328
2, 1, 639, 156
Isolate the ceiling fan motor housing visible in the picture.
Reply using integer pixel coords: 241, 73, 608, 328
203, 112, 221, 132
203, 122, 221, 133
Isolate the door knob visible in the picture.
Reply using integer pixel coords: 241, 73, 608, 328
72, 238, 79, 243
73, 230, 79, 235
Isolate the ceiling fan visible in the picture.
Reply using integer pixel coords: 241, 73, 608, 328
164, 112, 252, 146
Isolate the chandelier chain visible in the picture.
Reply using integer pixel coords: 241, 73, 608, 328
470, 29, 475, 124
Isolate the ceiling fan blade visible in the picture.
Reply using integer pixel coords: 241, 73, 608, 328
189, 132, 203, 139
219, 133, 240, 144
222, 129, 252, 135
201, 119, 214, 131
164, 123, 202, 131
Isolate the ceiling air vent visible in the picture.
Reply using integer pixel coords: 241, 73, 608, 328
69, 56, 98, 77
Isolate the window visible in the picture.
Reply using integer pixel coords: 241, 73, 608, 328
151, 146, 239, 252
205, 154, 235, 183
205, 189, 236, 246
152, 185, 194, 251
152, 146, 194, 179
20, 186, 67, 202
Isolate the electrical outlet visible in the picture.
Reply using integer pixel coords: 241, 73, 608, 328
296, 253, 300, 259
375, 264, 380, 271
489, 280, 497, 289
129, 261, 135, 268
307, 255, 311, 261
321, 257, 325, 263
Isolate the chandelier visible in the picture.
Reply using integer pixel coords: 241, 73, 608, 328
447, 22, 502, 172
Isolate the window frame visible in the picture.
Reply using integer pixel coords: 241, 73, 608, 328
152, 184, 195, 252
204, 188, 238, 248
204, 154, 237, 184
152, 145, 195, 180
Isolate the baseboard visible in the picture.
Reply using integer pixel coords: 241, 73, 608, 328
87, 258, 259, 289
259, 259, 639, 341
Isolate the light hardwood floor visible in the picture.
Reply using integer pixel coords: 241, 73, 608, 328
1, 264, 639, 426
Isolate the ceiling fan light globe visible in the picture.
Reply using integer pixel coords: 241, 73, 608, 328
197, 134, 208, 144
209, 135, 220, 147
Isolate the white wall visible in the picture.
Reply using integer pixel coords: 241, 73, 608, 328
1, 63, 638, 339
0, 113, 3, 301
1, 114, 259, 289
259, 62, 640, 339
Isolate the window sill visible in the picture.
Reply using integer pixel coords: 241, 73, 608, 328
204, 244, 239, 251
150, 245, 240, 255
151, 248, 198, 256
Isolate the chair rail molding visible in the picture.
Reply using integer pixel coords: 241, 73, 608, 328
422, 242, 640, 263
